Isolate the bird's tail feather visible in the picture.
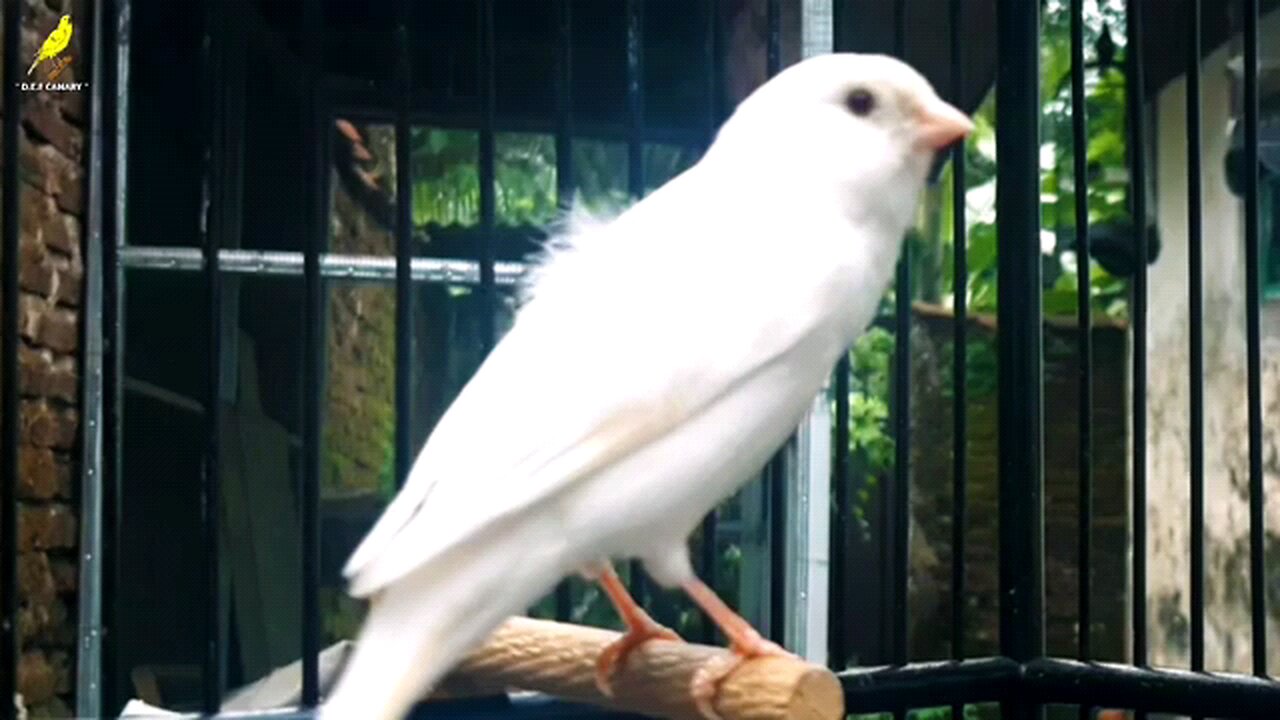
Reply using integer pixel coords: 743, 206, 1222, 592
320, 517, 566, 720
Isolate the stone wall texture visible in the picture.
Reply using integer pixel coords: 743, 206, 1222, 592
1150, 20, 1280, 673
4, 0, 89, 716
905, 308, 1132, 662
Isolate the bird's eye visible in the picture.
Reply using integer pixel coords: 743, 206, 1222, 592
845, 88, 876, 116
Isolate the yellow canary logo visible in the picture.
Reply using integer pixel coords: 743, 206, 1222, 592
28, 15, 72, 77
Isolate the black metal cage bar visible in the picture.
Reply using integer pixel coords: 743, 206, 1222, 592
1126, 0, 1150, 685
300, 0, 325, 704
624, 0, 648, 604
101, 0, 130, 712
950, 0, 968, 716
763, 0, 790, 647
995, 2, 1046, 720
478, 0, 499, 351
697, 0, 721, 644
5, 1, 1279, 718
1068, 0, 1092, 689
200, 0, 240, 708
553, 0, 576, 625
829, 0, 853, 664
394, 0, 415, 490
1185, 0, 1207, 685
890, 0, 912, 677
1, 0, 23, 716
1242, 0, 1268, 681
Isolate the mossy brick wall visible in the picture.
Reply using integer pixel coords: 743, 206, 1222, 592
322, 124, 396, 500
905, 306, 1130, 661
1, 0, 90, 716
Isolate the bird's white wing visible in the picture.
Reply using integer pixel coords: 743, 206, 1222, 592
343, 179, 847, 598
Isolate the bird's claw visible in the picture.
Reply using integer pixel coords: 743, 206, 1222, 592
594, 620, 683, 698
690, 635, 795, 720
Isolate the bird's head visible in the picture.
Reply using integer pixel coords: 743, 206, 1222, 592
712, 53, 972, 235
58, 15, 70, 30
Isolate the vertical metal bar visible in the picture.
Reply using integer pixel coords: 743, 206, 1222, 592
996, 0, 1044, 718
394, 0, 413, 489
300, 0, 324, 705
555, 0, 574, 214
554, 0, 575, 624
697, 0, 720, 642
624, 0, 647, 602
763, 0, 789, 647
200, 0, 226, 710
1185, 0, 1206, 686
1242, 0, 1267, 678
894, 0, 906, 55
101, 0, 130, 712
1069, 0, 1093, 689
0, 0, 23, 715
478, 0, 498, 351
949, 0, 968, 714
766, 0, 781, 72
1125, 0, 1148, 688
768, 452, 787, 643
626, 0, 645, 202
829, 357, 850, 667
828, 0, 852, 672
76, 0, 110, 713
891, 0, 911, 672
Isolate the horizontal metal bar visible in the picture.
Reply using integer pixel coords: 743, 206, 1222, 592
127, 658, 1280, 718
119, 246, 529, 285
839, 657, 1020, 712
167, 694, 648, 719
1024, 658, 1280, 719
333, 107, 709, 149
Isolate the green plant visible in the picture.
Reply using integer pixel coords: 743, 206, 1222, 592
845, 0, 1135, 528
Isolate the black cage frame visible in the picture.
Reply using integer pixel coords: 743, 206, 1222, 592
2, 0, 1279, 719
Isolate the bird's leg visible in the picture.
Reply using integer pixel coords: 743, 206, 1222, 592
682, 577, 795, 720
591, 564, 683, 697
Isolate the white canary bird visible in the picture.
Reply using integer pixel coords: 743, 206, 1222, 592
322, 52, 972, 720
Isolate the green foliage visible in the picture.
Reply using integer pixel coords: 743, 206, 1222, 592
407, 129, 698, 227
410, 128, 481, 226
933, 0, 1131, 320
496, 133, 558, 225
847, 0, 1134, 526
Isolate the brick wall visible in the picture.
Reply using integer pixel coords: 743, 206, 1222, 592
5, 0, 89, 716
905, 306, 1130, 661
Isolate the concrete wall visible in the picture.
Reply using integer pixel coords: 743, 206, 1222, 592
1147, 7, 1280, 672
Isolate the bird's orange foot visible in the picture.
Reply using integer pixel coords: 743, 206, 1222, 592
594, 614, 683, 697
690, 631, 796, 720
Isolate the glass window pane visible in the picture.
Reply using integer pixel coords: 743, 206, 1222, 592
320, 280, 397, 648
569, 139, 629, 215
409, 286, 516, 454
118, 272, 305, 706
496, 132, 557, 227
118, 270, 208, 709
219, 275, 304, 689
410, 127, 481, 233
644, 142, 699, 194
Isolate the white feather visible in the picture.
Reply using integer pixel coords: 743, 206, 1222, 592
324, 52, 964, 720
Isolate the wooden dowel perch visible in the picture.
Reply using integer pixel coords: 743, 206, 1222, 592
434, 617, 844, 720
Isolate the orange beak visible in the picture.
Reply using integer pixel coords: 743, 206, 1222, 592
915, 98, 975, 150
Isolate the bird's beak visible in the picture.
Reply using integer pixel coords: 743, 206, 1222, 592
915, 99, 974, 150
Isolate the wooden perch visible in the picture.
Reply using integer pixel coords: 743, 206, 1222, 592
434, 617, 844, 720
